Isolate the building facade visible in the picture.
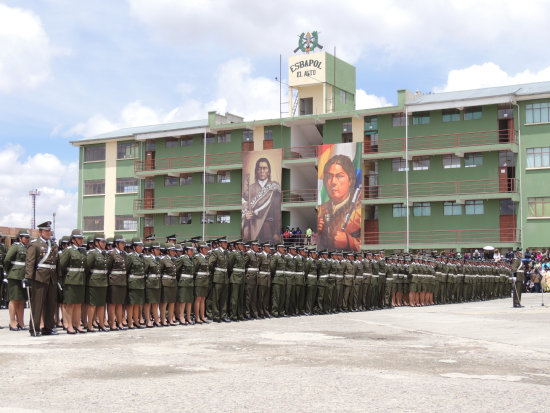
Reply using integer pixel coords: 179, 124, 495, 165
71, 51, 550, 251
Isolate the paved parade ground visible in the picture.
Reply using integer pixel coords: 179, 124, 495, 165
1, 294, 549, 413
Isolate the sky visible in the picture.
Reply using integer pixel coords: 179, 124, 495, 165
2, 0, 550, 238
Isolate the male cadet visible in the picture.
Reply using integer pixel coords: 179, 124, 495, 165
352, 253, 363, 311
257, 242, 272, 318
316, 250, 330, 314
304, 247, 318, 315
24, 221, 61, 336
166, 234, 177, 246
244, 240, 260, 319
511, 250, 524, 308
384, 256, 394, 308
270, 243, 287, 317
294, 246, 306, 315
342, 251, 355, 312
330, 251, 344, 313
228, 240, 246, 321
284, 245, 297, 316
208, 237, 230, 322
377, 251, 387, 308
362, 252, 373, 310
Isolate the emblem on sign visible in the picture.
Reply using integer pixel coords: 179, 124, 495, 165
294, 31, 323, 54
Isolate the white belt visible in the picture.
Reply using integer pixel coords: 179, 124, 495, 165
379, 273, 386, 276
129, 274, 145, 279
68, 267, 85, 272
37, 263, 56, 270
335, 275, 344, 279
92, 269, 107, 274
319, 275, 328, 278
307, 274, 317, 278
356, 275, 363, 278
344, 274, 354, 278
232, 268, 245, 272
386, 277, 394, 281
259, 271, 270, 275
162, 274, 176, 279
215, 267, 227, 272
247, 267, 259, 271
11, 261, 25, 266
363, 273, 372, 276
147, 274, 160, 278
197, 271, 209, 276
372, 275, 379, 278
111, 270, 126, 275
180, 274, 193, 279
275, 270, 285, 275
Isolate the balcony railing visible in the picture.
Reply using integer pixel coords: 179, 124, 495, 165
364, 178, 518, 199
135, 145, 319, 173
281, 189, 317, 203
134, 193, 242, 210
364, 129, 515, 154
364, 228, 519, 245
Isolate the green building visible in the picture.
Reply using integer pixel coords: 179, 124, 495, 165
71, 51, 550, 252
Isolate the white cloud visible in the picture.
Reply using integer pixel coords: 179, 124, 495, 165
355, 89, 392, 109
0, 3, 62, 93
0, 145, 77, 238
437, 62, 550, 92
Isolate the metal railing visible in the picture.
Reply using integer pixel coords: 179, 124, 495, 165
134, 193, 242, 210
281, 189, 317, 203
364, 129, 516, 154
364, 228, 519, 245
364, 178, 518, 199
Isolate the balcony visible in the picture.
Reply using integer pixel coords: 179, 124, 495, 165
364, 228, 520, 248
364, 129, 516, 158
281, 189, 317, 209
363, 178, 518, 204
134, 193, 242, 215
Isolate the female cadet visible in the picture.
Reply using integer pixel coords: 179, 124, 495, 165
59, 229, 87, 334
143, 241, 162, 327
85, 233, 109, 332
3, 229, 30, 330
159, 243, 178, 326
125, 238, 146, 329
107, 235, 128, 330
193, 242, 210, 324
176, 242, 195, 325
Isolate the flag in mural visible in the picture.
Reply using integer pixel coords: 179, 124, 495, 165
241, 148, 282, 244
317, 142, 362, 251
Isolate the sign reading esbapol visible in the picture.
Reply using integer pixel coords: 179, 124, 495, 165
241, 149, 282, 244
317, 142, 362, 252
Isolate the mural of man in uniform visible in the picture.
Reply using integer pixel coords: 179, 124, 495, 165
242, 157, 282, 243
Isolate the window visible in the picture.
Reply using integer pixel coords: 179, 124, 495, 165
499, 151, 515, 167
412, 156, 430, 171
144, 216, 154, 227
392, 204, 408, 218
218, 132, 231, 143
84, 179, 105, 195
181, 137, 193, 146
526, 102, 550, 124
300, 97, 313, 115
442, 109, 460, 122
145, 179, 154, 189
365, 116, 378, 131
202, 135, 215, 145
116, 215, 137, 231
117, 142, 137, 159
464, 106, 482, 120
442, 155, 461, 169
340, 90, 346, 104
243, 130, 254, 142
392, 113, 408, 127
342, 122, 352, 133
180, 213, 192, 224
116, 178, 138, 193
444, 201, 462, 216
202, 173, 215, 184
164, 215, 178, 225
264, 129, 273, 140
412, 111, 430, 125
217, 212, 231, 224
342, 122, 353, 143
84, 145, 105, 162
528, 197, 550, 218
500, 200, 516, 215
201, 212, 215, 224
217, 171, 231, 183
146, 140, 156, 151
465, 200, 484, 215
180, 174, 192, 185
392, 158, 407, 172
464, 153, 483, 168
164, 176, 178, 186
84, 216, 104, 232
165, 138, 179, 148
526, 147, 550, 168
413, 202, 431, 217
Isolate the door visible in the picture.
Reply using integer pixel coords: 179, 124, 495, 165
499, 200, 516, 242
145, 150, 155, 171
364, 219, 379, 245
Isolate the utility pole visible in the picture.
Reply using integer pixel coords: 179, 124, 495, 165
29, 189, 40, 229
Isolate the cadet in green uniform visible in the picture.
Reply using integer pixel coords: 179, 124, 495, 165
511, 250, 524, 307
106, 235, 128, 330
0, 232, 7, 312
193, 242, 210, 324
4, 229, 31, 330
295, 247, 306, 315
362, 252, 373, 310
377, 251, 387, 308
316, 250, 330, 314
160, 243, 178, 325
176, 242, 195, 325
342, 252, 355, 312
126, 238, 146, 329
257, 243, 272, 318
228, 240, 246, 321
85, 233, 108, 332
352, 253, 363, 311
59, 229, 87, 334
284, 245, 297, 316
208, 238, 230, 323
244, 240, 260, 319
383, 256, 394, 308
143, 241, 162, 327
270, 244, 286, 317
333, 251, 344, 312
304, 248, 318, 315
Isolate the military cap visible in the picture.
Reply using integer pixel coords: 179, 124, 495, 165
184, 242, 194, 250
18, 229, 30, 237
165, 242, 176, 250
218, 237, 228, 243
94, 232, 105, 241
166, 234, 177, 241
145, 234, 156, 241
250, 240, 259, 245
144, 241, 152, 249
131, 237, 143, 245
235, 239, 244, 244
297, 246, 305, 251
175, 244, 183, 251
288, 244, 297, 250
345, 251, 354, 256
37, 221, 52, 230
60, 236, 70, 244
71, 229, 84, 238
106, 237, 114, 245
262, 242, 271, 247
114, 234, 126, 243
151, 241, 161, 249
276, 243, 285, 248
199, 242, 209, 249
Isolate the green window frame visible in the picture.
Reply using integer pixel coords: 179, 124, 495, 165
364, 116, 378, 131
465, 200, 484, 215
412, 111, 430, 125
464, 106, 482, 120
442, 109, 460, 122
525, 102, 550, 124
526, 147, 550, 168
528, 197, 550, 217
464, 153, 483, 168
392, 204, 408, 218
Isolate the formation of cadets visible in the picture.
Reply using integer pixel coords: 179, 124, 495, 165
0, 221, 526, 336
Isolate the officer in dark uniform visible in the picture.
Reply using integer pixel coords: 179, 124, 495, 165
208, 237, 230, 323
228, 240, 246, 321
511, 250, 524, 307
304, 248, 318, 315
24, 221, 61, 336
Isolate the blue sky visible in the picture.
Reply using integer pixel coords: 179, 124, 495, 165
2, 0, 550, 236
